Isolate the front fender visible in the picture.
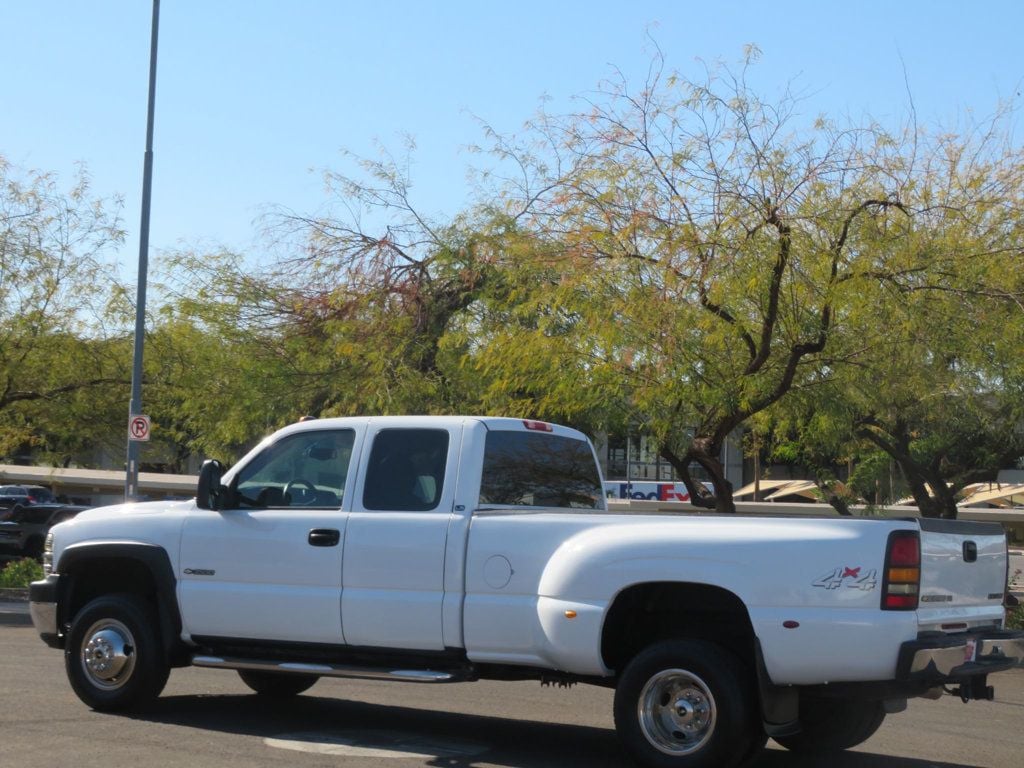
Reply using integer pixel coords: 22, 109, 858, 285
55, 542, 185, 663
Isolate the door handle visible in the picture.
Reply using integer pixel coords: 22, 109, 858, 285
308, 528, 341, 547
963, 540, 977, 562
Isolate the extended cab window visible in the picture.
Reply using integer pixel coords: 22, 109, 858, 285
480, 431, 602, 509
233, 429, 355, 509
362, 429, 449, 511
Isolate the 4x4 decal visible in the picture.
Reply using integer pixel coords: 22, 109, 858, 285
813, 566, 878, 591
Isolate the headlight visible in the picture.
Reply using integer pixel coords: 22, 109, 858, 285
42, 533, 54, 575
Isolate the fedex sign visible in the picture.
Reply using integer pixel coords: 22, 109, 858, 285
603, 481, 692, 501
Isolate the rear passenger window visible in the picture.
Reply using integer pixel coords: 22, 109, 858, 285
362, 429, 450, 511
480, 431, 602, 509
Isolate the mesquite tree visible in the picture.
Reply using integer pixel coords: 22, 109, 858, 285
472, 50, 1024, 512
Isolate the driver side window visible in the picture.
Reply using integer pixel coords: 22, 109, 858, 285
232, 429, 355, 509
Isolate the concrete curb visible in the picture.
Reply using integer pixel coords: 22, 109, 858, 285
0, 600, 31, 626
0, 587, 31, 625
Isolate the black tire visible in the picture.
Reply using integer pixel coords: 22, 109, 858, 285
65, 594, 170, 711
774, 697, 886, 753
735, 729, 768, 768
613, 639, 758, 768
238, 669, 319, 697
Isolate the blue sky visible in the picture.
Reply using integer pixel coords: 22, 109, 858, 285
2, 1, 1022, 277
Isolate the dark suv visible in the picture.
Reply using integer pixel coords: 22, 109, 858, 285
0, 485, 56, 511
0, 504, 89, 559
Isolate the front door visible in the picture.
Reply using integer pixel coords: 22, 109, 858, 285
179, 426, 361, 644
342, 424, 460, 651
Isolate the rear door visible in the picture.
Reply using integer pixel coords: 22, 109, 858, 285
342, 423, 460, 651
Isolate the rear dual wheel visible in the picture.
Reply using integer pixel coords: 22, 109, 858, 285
774, 697, 886, 753
614, 639, 763, 768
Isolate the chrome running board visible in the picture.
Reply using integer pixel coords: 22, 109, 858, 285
191, 654, 462, 683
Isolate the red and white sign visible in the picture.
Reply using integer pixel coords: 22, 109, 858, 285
128, 414, 151, 442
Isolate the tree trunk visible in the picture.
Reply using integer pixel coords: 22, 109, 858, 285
660, 440, 736, 513
906, 474, 943, 518
901, 468, 958, 519
753, 448, 762, 502
691, 447, 736, 513
856, 420, 958, 519
925, 471, 960, 519
660, 449, 716, 510
825, 493, 852, 516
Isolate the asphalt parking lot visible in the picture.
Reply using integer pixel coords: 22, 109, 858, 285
1, 623, 1022, 768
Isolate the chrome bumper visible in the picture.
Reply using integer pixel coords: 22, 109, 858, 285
28, 575, 62, 648
899, 630, 1024, 682
29, 600, 57, 636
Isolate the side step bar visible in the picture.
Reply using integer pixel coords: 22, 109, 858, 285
191, 654, 466, 683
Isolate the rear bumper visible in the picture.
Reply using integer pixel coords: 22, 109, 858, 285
896, 629, 1024, 684
28, 575, 62, 648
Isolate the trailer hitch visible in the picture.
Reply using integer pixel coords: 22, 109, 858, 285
946, 675, 994, 702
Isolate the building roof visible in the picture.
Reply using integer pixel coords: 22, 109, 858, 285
0, 464, 195, 495
732, 479, 794, 498
959, 483, 1024, 507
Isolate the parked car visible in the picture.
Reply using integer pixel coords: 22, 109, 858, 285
0, 504, 88, 559
0, 485, 56, 514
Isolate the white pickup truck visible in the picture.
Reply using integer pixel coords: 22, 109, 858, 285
29, 416, 1024, 768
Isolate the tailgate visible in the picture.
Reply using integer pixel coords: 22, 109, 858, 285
918, 519, 1007, 628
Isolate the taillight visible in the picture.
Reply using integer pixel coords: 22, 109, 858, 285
882, 530, 920, 610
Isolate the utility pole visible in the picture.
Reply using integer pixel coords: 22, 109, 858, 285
125, 0, 160, 501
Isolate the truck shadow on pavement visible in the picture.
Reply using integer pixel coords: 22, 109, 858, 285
123, 693, 982, 768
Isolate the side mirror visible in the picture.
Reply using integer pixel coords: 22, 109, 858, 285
196, 459, 227, 510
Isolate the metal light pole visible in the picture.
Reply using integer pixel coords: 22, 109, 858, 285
125, 0, 160, 501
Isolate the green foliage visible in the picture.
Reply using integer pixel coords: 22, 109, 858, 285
847, 451, 897, 504
466, 53, 1024, 511
0, 557, 43, 588
152, 156, 514, 461
0, 157, 128, 463
1008, 606, 1024, 631
5, 52, 1022, 511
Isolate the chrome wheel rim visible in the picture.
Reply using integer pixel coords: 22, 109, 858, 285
80, 618, 136, 690
637, 668, 717, 756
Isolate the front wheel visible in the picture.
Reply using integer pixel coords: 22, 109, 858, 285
238, 669, 319, 697
65, 594, 170, 711
613, 639, 758, 768
774, 697, 886, 753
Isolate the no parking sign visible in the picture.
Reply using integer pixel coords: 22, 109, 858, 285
128, 414, 151, 441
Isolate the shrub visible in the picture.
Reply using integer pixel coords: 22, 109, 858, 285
0, 558, 43, 588
1008, 604, 1024, 631
1007, 568, 1023, 630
